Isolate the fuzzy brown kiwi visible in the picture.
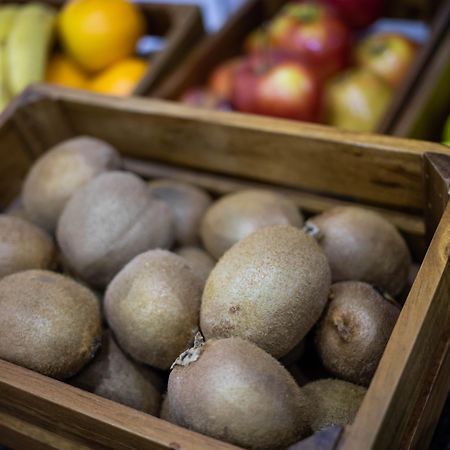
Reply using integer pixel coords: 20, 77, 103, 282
104, 249, 202, 370
315, 281, 401, 386
57, 171, 174, 288
200, 189, 304, 259
71, 330, 162, 414
168, 337, 308, 450
175, 246, 215, 285
160, 393, 176, 423
201, 225, 331, 358
22, 136, 121, 232
0, 215, 56, 278
148, 179, 212, 246
302, 379, 366, 432
308, 206, 411, 296
0, 270, 101, 379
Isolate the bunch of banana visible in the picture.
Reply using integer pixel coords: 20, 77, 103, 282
0, 3, 56, 111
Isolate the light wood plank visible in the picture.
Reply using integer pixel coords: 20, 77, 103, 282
339, 201, 450, 450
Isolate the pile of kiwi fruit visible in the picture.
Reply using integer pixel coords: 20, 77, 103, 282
0, 135, 414, 450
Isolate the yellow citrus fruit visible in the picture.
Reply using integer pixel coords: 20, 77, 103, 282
88, 58, 148, 96
58, 0, 146, 72
45, 54, 89, 89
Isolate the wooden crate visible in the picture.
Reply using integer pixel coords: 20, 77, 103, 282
1, 84, 450, 450
152, 0, 449, 135
387, 2, 450, 139
0, 0, 205, 96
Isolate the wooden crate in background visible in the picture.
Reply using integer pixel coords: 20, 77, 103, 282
0, 0, 205, 96
153, 0, 449, 136
1, 85, 450, 450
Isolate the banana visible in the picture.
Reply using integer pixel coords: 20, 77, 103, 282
0, 5, 19, 44
0, 5, 19, 111
6, 3, 57, 96
0, 44, 9, 111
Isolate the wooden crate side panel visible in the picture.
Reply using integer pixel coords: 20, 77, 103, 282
339, 202, 450, 450
40, 87, 446, 212
0, 360, 241, 450
424, 152, 450, 241
135, 4, 205, 96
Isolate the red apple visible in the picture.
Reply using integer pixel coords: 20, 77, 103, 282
231, 53, 321, 122
269, 1, 352, 80
355, 33, 418, 87
323, 68, 392, 132
180, 88, 233, 111
323, 0, 384, 29
208, 58, 243, 100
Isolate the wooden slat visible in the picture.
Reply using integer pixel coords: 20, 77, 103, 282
0, 409, 94, 450
339, 201, 450, 450
424, 152, 450, 241
21, 85, 449, 212
0, 360, 241, 450
134, 3, 205, 96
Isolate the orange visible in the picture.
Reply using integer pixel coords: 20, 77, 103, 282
58, 0, 146, 73
88, 57, 148, 96
45, 54, 89, 89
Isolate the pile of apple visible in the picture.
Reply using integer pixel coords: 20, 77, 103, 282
181, 0, 419, 133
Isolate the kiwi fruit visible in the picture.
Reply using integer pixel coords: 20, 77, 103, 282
0, 215, 56, 278
0, 270, 101, 379
308, 206, 411, 296
105, 249, 202, 370
200, 189, 304, 259
57, 171, 174, 288
302, 379, 366, 432
201, 225, 331, 358
22, 136, 121, 232
175, 246, 215, 285
315, 281, 401, 386
160, 393, 176, 423
71, 330, 162, 415
148, 179, 212, 246
168, 337, 308, 450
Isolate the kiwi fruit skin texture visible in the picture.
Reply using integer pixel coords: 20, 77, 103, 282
168, 337, 308, 450
175, 246, 215, 286
148, 179, 212, 246
105, 249, 202, 370
22, 136, 121, 233
160, 393, 176, 423
200, 189, 304, 259
71, 330, 161, 415
309, 206, 411, 296
302, 379, 366, 432
0, 270, 101, 379
0, 215, 56, 278
201, 225, 331, 358
315, 281, 401, 386
57, 171, 174, 288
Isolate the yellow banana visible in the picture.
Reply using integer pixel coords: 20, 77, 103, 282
0, 5, 19, 44
6, 3, 56, 96
0, 44, 10, 111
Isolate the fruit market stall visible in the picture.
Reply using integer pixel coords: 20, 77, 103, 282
0, 84, 450, 450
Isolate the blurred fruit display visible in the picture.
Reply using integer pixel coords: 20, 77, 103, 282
180, 0, 423, 133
